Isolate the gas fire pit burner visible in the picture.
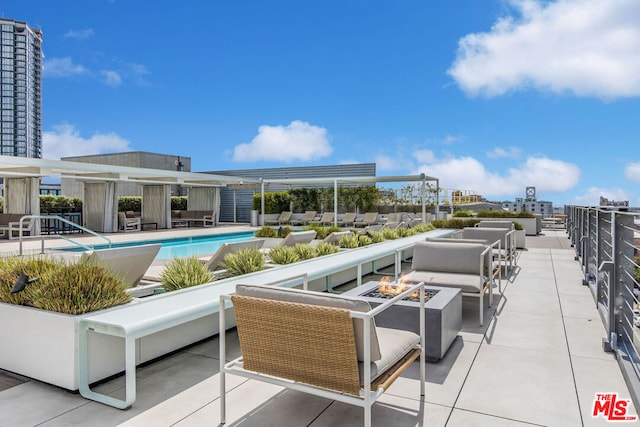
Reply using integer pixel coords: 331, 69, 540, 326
361, 284, 440, 303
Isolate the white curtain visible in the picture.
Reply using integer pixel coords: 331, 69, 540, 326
83, 182, 117, 232
186, 187, 220, 225
142, 184, 171, 229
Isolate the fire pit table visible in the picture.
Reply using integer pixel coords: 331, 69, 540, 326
342, 280, 461, 361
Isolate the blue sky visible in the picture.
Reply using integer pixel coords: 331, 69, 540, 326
4, 0, 640, 206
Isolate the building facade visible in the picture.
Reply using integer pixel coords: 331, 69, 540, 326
501, 187, 553, 218
61, 152, 192, 197
0, 18, 42, 158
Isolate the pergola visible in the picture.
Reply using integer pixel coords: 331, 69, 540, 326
0, 155, 260, 233
259, 173, 440, 227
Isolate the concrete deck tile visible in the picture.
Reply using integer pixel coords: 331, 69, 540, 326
309, 394, 452, 427
560, 293, 601, 319
119, 374, 247, 427
564, 316, 611, 360
483, 310, 567, 354
456, 344, 582, 426
446, 408, 540, 426
171, 380, 286, 426
496, 287, 561, 316
0, 381, 87, 427
505, 276, 558, 293
572, 356, 639, 427
387, 338, 481, 407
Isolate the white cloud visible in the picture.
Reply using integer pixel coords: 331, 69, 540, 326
448, 0, 640, 99
488, 146, 522, 159
101, 70, 122, 87
625, 162, 640, 182
374, 155, 403, 172
42, 57, 87, 78
43, 124, 131, 159
413, 155, 580, 198
571, 187, 631, 206
413, 149, 436, 164
233, 121, 332, 163
442, 135, 463, 145
64, 28, 95, 39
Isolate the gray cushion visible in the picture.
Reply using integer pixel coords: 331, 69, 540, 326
235, 284, 382, 362
477, 220, 514, 230
402, 270, 484, 293
358, 327, 420, 382
412, 241, 485, 275
462, 227, 510, 248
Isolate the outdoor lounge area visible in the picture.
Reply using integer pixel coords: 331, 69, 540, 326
0, 226, 636, 426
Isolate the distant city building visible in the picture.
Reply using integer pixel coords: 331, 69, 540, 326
599, 196, 629, 207
501, 187, 553, 218
61, 152, 191, 197
0, 18, 42, 158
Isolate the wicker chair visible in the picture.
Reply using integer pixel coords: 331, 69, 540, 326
219, 281, 426, 427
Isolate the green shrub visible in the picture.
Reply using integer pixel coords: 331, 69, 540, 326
513, 221, 524, 231
634, 257, 640, 284
280, 226, 293, 237
305, 225, 341, 239
382, 228, 399, 240
476, 210, 535, 218
252, 192, 291, 214
171, 196, 187, 210
0, 256, 131, 315
118, 196, 142, 213
315, 242, 340, 256
453, 210, 474, 217
395, 227, 416, 238
160, 257, 212, 292
368, 231, 385, 243
339, 234, 360, 249
255, 226, 277, 238
431, 219, 481, 229
294, 244, 316, 260
268, 246, 299, 264
220, 248, 265, 276
358, 235, 373, 246
412, 223, 435, 233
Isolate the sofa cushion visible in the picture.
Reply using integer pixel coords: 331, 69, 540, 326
412, 241, 485, 275
359, 327, 420, 382
462, 227, 511, 248
402, 270, 484, 293
235, 284, 382, 362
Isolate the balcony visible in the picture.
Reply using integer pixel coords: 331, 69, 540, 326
0, 223, 637, 426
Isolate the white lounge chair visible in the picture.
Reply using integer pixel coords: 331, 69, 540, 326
290, 210, 317, 226
336, 212, 357, 227
81, 243, 161, 286
354, 212, 379, 228
199, 239, 266, 271
261, 230, 317, 253
265, 211, 293, 226
316, 212, 334, 225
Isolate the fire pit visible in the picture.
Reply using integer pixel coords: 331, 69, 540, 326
342, 278, 461, 361
362, 281, 440, 303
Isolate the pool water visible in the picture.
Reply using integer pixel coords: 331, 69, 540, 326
56, 231, 256, 260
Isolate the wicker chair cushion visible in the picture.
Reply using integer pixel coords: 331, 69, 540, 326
235, 284, 382, 362
358, 327, 420, 382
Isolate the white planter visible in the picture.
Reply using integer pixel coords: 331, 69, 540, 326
471, 217, 539, 236
515, 230, 526, 249
0, 300, 230, 391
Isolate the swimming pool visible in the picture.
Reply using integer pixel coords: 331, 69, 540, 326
56, 231, 256, 260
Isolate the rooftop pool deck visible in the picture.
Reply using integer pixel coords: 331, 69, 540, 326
0, 228, 636, 426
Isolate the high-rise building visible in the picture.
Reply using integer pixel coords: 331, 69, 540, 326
0, 18, 42, 158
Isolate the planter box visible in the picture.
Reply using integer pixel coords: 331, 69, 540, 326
515, 229, 526, 249
472, 217, 539, 236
